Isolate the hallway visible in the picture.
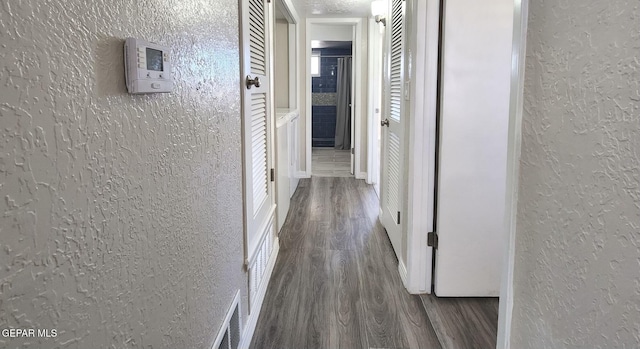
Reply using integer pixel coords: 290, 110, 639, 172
249, 177, 497, 349
250, 177, 439, 348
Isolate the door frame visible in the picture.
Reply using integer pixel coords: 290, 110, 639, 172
366, 18, 383, 194
399, 0, 441, 294
274, 0, 300, 111
497, 0, 529, 347
305, 17, 364, 178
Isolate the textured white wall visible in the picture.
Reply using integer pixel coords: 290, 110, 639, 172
310, 24, 353, 41
0, 0, 247, 348
511, 0, 640, 347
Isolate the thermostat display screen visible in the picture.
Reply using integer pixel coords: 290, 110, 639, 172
146, 48, 164, 71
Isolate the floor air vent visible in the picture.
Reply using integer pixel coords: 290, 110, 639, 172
213, 290, 242, 349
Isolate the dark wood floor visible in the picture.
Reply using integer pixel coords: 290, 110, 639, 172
419, 295, 499, 349
250, 177, 498, 349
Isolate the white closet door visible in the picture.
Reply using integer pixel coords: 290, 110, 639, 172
433, 0, 512, 296
380, 0, 406, 260
241, 0, 275, 262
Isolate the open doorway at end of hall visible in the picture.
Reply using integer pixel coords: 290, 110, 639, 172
311, 41, 353, 177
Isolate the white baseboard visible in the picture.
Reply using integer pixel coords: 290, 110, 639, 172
398, 259, 409, 290
356, 171, 367, 180
239, 238, 280, 349
296, 171, 311, 179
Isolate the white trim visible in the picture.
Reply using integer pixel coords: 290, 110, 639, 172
276, 0, 298, 23
353, 21, 363, 178
366, 18, 375, 185
402, 0, 440, 294
356, 171, 367, 180
305, 18, 365, 178
296, 170, 311, 179
366, 18, 384, 187
497, 0, 529, 348
275, 0, 301, 166
211, 290, 242, 349
239, 237, 280, 349
398, 259, 409, 288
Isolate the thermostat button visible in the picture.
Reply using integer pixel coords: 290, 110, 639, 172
151, 83, 161, 89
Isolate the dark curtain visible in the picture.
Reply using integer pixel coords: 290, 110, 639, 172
334, 57, 352, 150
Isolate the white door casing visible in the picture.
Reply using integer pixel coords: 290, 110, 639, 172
380, 0, 406, 260
304, 18, 364, 179
241, 0, 276, 271
350, 37, 355, 176
401, 0, 440, 294
367, 18, 384, 196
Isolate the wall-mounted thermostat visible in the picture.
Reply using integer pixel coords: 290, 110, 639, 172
124, 37, 173, 94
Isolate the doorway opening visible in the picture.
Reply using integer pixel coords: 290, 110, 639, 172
272, 0, 300, 232
305, 18, 365, 180
310, 40, 353, 177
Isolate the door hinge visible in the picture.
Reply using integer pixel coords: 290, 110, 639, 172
351, 148, 355, 155
397, 211, 401, 224
266, 0, 271, 3
270, 168, 275, 182
427, 232, 438, 249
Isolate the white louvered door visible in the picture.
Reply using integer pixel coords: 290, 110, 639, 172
380, 0, 406, 259
241, 0, 275, 264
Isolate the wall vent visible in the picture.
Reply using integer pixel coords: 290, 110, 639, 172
212, 290, 242, 349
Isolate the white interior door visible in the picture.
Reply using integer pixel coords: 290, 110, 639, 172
241, 0, 276, 263
379, 0, 406, 259
433, 0, 512, 297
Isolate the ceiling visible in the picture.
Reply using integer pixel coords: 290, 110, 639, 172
291, 0, 373, 17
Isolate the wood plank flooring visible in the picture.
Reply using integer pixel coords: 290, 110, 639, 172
418, 295, 499, 349
249, 177, 498, 349
312, 148, 352, 177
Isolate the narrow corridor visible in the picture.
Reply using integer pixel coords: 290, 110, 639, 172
250, 177, 499, 349
250, 177, 440, 348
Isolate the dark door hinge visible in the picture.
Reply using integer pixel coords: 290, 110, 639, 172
397, 211, 401, 224
427, 232, 438, 249
270, 168, 275, 182
351, 148, 355, 155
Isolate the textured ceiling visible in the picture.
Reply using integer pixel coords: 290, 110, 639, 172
292, 0, 372, 17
